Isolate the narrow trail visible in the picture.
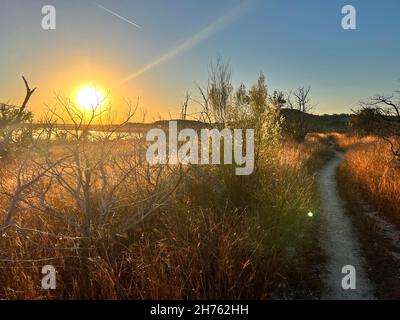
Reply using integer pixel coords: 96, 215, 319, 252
318, 150, 375, 300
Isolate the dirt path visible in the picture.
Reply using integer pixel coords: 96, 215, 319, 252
318, 150, 375, 300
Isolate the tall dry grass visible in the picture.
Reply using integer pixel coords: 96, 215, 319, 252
336, 134, 400, 222
0, 134, 331, 300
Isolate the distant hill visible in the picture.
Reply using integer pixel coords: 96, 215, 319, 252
31, 112, 351, 134
118, 112, 352, 134
124, 119, 210, 131
281, 108, 351, 133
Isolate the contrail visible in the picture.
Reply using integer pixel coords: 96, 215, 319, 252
117, 0, 254, 86
95, 2, 142, 29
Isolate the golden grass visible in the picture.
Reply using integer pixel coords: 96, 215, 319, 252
336, 134, 400, 222
0, 137, 331, 299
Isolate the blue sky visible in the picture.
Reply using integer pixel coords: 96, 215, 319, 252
0, 0, 399, 119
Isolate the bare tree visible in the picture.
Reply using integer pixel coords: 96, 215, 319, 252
0, 76, 35, 157
180, 92, 190, 121
208, 57, 233, 124
286, 86, 315, 113
31, 96, 183, 238
0, 153, 67, 235
0, 91, 184, 271
357, 91, 400, 165
283, 86, 317, 141
188, 58, 233, 125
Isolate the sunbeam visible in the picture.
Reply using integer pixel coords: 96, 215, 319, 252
117, 0, 254, 86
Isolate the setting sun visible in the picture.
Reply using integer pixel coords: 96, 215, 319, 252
76, 87, 105, 110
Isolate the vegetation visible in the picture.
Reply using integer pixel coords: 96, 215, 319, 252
0, 77, 34, 158
0, 66, 332, 299
2, 72, 399, 300
336, 134, 400, 224
7, 65, 400, 300
334, 133, 400, 299
350, 87, 400, 165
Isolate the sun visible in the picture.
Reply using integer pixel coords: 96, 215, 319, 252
76, 87, 105, 110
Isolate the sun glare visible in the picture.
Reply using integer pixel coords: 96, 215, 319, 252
76, 87, 105, 110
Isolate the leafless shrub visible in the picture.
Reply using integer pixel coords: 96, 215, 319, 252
356, 90, 400, 166
0, 76, 35, 157
0, 89, 183, 266
286, 86, 315, 113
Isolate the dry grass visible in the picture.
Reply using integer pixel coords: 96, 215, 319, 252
0, 136, 331, 300
335, 134, 400, 299
336, 134, 400, 223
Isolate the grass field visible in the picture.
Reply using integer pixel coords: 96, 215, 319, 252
0, 134, 331, 299
336, 134, 400, 223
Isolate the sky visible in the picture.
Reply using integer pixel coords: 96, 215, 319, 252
0, 0, 400, 121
